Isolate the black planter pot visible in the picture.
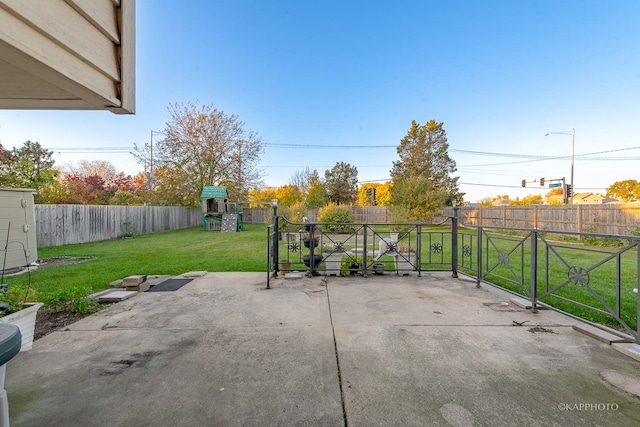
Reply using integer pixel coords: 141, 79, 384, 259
349, 262, 360, 275
302, 254, 322, 268
303, 238, 319, 248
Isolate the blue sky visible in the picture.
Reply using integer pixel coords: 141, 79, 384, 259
1, 0, 639, 202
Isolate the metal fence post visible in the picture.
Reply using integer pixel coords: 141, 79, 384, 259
451, 205, 459, 278
416, 224, 422, 277
637, 240, 640, 342
306, 223, 320, 277
476, 227, 482, 288
363, 224, 368, 276
530, 231, 538, 314
271, 201, 279, 278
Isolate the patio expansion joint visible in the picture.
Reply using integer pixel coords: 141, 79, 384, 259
324, 280, 349, 427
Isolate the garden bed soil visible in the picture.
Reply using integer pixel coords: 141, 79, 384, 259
35, 308, 92, 340
15, 257, 99, 340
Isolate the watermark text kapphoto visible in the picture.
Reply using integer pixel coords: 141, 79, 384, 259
558, 403, 619, 411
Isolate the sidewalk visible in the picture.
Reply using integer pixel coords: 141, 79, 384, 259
6, 272, 640, 426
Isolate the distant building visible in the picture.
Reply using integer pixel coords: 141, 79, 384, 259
572, 193, 619, 205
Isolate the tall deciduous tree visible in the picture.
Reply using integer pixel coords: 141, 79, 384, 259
390, 120, 463, 220
289, 167, 318, 196
606, 179, 640, 202
66, 160, 118, 185
141, 102, 265, 206
324, 162, 358, 205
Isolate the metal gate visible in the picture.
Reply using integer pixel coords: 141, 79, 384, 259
266, 207, 640, 343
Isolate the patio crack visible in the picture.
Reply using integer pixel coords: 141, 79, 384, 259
324, 278, 349, 427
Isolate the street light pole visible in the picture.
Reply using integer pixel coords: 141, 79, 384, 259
545, 128, 575, 205
570, 128, 575, 206
150, 130, 154, 181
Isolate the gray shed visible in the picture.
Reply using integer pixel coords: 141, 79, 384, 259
0, 188, 37, 270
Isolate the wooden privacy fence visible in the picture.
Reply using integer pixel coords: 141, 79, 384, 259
34, 203, 640, 248
35, 205, 272, 247
306, 205, 640, 236
445, 204, 640, 236
35, 205, 201, 247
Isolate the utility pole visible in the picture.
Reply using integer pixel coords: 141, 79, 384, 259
149, 130, 153, 183
545, 129, 575, 205
149, 130, 164, 189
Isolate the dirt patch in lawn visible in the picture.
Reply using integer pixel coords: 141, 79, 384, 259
2, 256, 97, 276
35, 256, 97, 269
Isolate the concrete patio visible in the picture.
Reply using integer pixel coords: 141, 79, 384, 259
6, 272, 640, 426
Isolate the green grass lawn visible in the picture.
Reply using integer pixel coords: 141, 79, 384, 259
2, 224, 268, 314
455, 228, 639, 332
2, 222, 638, 337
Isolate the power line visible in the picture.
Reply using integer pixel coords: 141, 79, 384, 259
266, 143, 396, 149
459, 146, 640, 167
47, 147, 133, 153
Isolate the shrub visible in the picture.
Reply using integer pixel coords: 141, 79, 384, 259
318, 203, 355, 232
389, 205, 413, 232
42, 287, 99, 315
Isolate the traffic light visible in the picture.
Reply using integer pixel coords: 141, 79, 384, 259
540, 178, 545, 187
565, 184, 572, 198
366, 188, 377, 205
521, 179, 526, 188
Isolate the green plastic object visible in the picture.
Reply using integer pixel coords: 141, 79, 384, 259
0, 324, 21, 366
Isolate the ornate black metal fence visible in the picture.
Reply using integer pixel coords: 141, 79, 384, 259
267, 208, 640, 342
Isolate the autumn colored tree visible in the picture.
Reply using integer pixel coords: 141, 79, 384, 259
139, 101, 265, 205
606, 179, 640, 202
544, 188, 565, 205
478, 197, 494, 206
509, 195, 543, 206
145, 165, 196, 206
248, 188, 278, 207
357, 182, 392, 206
61, 160, 140, 205
275, 185, 303, 207
62, 174, 109, 204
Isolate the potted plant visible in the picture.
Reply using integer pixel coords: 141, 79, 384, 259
302, 254, 322, 268
0, 285, 43, 351
278, 260, 291, 272
372, 262, 385, 275
340, 256, 361, 276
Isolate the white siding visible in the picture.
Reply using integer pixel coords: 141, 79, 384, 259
0, 188, 37, 270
